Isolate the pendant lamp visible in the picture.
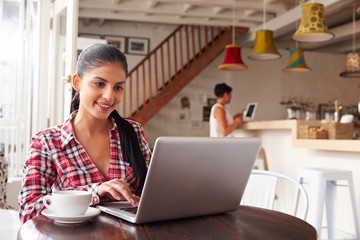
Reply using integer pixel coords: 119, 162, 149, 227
218, 0, 248, 71
248, 30, 281, 60
292, 3, 334, 43
248, 0, 281, 60
283, 48, 310, 73
340, 4, 360, 78
339, 53, 360, 78
218, 44, 248, 71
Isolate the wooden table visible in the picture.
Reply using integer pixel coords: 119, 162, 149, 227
18, 206, 317, 240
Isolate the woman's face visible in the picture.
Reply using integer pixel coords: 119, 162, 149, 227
76, 62, 126, 120
224, 91, 232, 104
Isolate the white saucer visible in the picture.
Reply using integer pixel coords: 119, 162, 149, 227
42, 207, 101, 224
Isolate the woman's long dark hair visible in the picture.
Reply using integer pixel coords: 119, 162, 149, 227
71, 43, 147, 190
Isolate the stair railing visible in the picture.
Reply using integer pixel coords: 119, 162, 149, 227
120, 25, 227, 119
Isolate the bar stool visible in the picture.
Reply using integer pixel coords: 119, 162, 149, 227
294, 168, 360, 240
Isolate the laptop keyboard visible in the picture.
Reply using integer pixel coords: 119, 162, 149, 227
119, 207, 138, 215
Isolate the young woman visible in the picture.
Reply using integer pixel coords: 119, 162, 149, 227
209, 83, 243, 137
18, 43, 152, 223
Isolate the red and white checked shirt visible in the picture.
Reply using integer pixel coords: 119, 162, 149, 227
18, 112, 152, 223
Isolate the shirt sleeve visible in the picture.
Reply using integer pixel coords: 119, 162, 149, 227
18, 135, 56, 223
18, 135, 101, 223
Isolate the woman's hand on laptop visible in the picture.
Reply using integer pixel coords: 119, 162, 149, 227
98, 178, 140, 207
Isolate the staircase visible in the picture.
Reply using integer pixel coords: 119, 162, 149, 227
120, 25, 247, 125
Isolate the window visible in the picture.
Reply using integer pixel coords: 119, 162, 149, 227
0, 0, 37, 177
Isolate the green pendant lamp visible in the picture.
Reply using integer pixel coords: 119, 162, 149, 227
283, 48, 310, 73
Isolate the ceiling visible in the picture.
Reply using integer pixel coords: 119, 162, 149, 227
78, 0, 360, 54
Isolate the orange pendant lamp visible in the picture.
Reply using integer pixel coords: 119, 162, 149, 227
292, 3, 334, 43
248, 0, 281, 60
340, 4, 360, 78
218, 0, 248, 71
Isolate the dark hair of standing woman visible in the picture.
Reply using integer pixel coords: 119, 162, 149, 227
71, 43, 147, 191
214, 83, 232, 98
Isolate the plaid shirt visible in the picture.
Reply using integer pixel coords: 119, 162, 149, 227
18, 112, 152, 223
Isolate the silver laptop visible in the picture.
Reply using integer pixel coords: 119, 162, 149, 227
96, 136, 261, 224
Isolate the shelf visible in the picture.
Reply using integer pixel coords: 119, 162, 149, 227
238, 120, 360, 152
293, 139, 360, 152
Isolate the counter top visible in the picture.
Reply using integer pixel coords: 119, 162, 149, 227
237, 120, 360, 152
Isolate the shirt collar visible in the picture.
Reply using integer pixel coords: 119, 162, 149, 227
60, 111, 118, 149
60, 111, 77, 149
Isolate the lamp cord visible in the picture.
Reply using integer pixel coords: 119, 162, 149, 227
232, 0, 235, 44
353, 4, 356, 53
263, 0, 266, 29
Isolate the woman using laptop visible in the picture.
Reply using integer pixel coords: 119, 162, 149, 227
209, 83, 243, 137
18, 43, 152, 223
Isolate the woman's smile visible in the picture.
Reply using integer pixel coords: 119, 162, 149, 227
96, 102, 114, 111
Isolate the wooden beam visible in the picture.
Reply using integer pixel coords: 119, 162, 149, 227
79, 10, 258, 27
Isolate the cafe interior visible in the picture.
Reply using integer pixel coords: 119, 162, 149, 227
1, 0, 360, 239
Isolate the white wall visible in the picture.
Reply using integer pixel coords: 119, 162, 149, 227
79, 20, 360, 147
78, 20, 177, 71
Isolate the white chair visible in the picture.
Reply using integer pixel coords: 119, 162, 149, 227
253, 147, 269, 170
241, 170, 309, 220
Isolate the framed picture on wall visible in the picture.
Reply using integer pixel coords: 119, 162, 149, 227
127, 37, 149, 55
207, 98, 216, 106
105, 36, 126, 53
203, 106, 212, 121
175, 109, 189, 124
78, 33, 103, 39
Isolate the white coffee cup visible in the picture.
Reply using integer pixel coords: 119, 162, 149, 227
43, 190, 92, 216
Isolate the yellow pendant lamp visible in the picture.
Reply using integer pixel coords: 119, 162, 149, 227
248, 0, 281, 61
218, 0, 248, 71
283, 48, 310, 73
248, 30, 281, 60
339, 4, 360, 78
292, 3, 334, 43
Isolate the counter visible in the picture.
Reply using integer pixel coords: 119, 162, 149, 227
237, 120, 360, 152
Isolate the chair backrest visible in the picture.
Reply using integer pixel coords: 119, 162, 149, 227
240, 170, 309, 220
254, 147, 269, 170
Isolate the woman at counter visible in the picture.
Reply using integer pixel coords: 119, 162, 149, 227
209, 83, 243, 137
